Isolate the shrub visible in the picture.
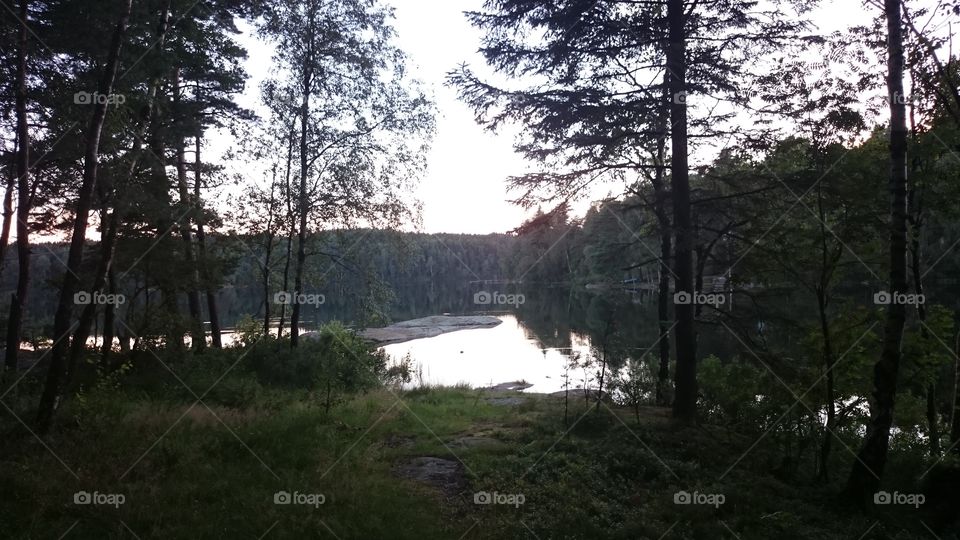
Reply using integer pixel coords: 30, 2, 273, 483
246, 322, 385, 411
233, 314, 265, 348
698, 354, 763, 424
382, 352, 414, 389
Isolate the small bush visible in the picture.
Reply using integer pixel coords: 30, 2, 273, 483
246, 322, 385, 410
382, 351, 414, 389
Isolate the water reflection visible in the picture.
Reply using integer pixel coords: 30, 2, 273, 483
382, 314, 592, 393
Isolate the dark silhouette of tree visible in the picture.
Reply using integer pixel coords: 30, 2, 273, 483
846, 0, 910, 502
450, 0, 808, 422
36, 0, 133, 434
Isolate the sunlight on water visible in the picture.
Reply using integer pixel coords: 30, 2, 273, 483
381, 315, 592, 393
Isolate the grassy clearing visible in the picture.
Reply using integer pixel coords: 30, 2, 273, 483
0, 359, 944, 539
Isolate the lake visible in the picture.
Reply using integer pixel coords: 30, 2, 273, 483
381, 314, 593, 393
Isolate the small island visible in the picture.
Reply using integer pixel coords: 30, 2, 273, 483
357, 315, 502, 345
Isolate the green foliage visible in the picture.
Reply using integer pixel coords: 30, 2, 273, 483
611, 356, 658, 417
698, 355, 764, 425
247, 322, 384, 402
233, 314, 265, 348
382, 351, 414, 389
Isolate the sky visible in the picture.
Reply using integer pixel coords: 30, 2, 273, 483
223, 0, 945, 235
228, 0, 535, 235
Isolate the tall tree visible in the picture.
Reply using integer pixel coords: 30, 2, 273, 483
4, 0, 32, 372
846, 0, 910, 500
35, 0, 133, 434
451, 0, 809, 421
665, 0, 697, 422
258, 0, 433, 347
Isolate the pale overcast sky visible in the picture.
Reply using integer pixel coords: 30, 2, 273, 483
220, 0, 942, 235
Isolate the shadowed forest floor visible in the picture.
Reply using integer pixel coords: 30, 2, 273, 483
0, 364, 943, 540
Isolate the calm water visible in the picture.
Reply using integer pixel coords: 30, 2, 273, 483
375, 285, 772, 394
381, 314, 592, 393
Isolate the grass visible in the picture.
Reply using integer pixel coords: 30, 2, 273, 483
0, 357, 947, 539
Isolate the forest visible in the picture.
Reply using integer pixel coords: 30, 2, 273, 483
2, 0, 960, 538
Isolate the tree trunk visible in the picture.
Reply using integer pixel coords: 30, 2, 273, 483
950, 330, 960, 454
694, 228, 705, 318
262, 235, 273, 336
36, 0, 132, 434
0, 148, 16, 277
816, 287, 836, 482
667, 0, 697, 423
290, 37, 315, 348
846, 0, 909, 502
262, 172, 277, 336
906, 68, 938, 457
595, 342, 607, 414
173, 67, 205, 350
66, 205, 118, 384
101, 267, 117, 363
4, 0, 32, 372
651, 161, 671, 406
816, 184, 836, 482
278, 218, 294, 337
910, 197, 938, 456
194, 133, 222, 348
277, 121, 296, 338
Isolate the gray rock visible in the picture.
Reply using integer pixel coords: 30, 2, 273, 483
357, 315, 502, 345
482, 381, 533, 392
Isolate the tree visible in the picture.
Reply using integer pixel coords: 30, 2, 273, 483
4, 0, 32, 372
35, 0, 133, 434
451, 0, 809, 422
846, 0, 910, 501
257, 0, 433, 347
665, 0, 697, 422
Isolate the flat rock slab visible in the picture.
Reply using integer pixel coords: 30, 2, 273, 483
482, 381, 533, 392
394, 457, 466, 495
358, 315, 502, 345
